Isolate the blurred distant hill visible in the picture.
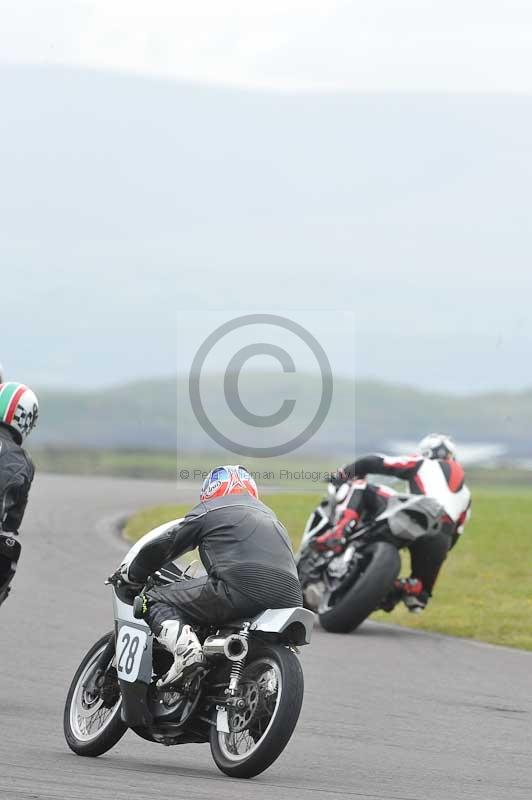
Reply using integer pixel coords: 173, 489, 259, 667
31, 374, 532, 460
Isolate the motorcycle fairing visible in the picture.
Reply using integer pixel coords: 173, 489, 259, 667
375, 494, 444, 541
297, 503, 331, 554
113, 588, 154, 727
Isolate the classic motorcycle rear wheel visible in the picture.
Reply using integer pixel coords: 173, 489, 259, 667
64, 632, 127, 757
209, 641, 304, 779
319, 541, 400, 633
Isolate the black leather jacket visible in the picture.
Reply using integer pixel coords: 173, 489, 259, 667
0, 425, 35, 532
126, 494, 303, 608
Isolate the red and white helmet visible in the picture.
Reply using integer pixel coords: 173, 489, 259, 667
0, 382, 39, 443
200, 465, 258, 502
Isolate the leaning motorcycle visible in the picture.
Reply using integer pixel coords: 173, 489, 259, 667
297, 482, 443, 633
63, 563, 314, 778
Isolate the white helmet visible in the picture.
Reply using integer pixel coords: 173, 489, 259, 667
418, 433, 456, 461
0, 382, 39, 443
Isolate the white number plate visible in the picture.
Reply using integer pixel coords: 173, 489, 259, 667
116, 625, 148, 683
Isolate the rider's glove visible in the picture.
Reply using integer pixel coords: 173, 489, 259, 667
313, 508, 360, 554
313, 529, 346, 554
106, 564, 143, 589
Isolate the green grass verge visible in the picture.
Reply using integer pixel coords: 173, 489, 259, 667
32, 447, 179, 480
123, 488, 532, 651
31, 446, 532, 487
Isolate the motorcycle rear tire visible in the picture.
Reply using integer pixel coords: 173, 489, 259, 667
209, 641, 304, 779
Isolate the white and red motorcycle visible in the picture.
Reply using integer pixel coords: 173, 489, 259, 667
297, 481, 443, 633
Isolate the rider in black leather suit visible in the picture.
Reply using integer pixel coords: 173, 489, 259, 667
0, 381, 39, 605
119, 465, 302, 687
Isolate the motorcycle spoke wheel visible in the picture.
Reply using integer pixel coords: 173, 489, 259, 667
64, 633, 127, 757
217, 658, 282, 762
209, 642, 304, 778
69, 647, 121, 742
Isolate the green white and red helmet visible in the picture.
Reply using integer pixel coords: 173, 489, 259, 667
200, 465, 258, 502
0, 382, 39, 443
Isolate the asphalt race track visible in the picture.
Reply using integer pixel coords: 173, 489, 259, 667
1, 474, 531, 800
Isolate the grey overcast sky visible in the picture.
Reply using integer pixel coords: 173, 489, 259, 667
1, 4, 531, 393
3, 1, 532, 92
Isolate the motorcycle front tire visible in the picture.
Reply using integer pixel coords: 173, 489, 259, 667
319, 541, 401, 633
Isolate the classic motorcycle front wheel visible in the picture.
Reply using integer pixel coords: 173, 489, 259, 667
209, 641, 304, 779
319, 541, 401, 633
64, 632, 127, 757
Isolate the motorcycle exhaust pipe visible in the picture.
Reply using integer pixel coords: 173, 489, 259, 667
202, 633, 249, 661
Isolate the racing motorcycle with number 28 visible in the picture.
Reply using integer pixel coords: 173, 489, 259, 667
63, 562, 314, 778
